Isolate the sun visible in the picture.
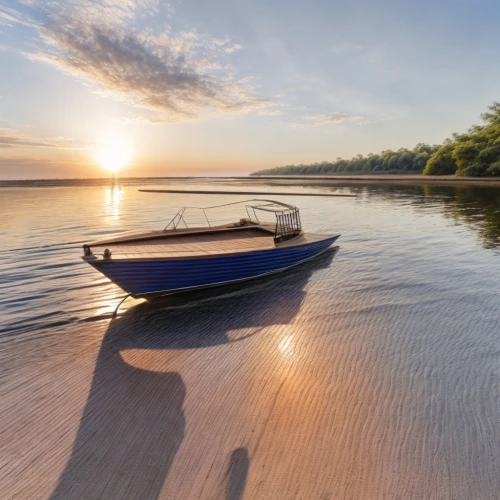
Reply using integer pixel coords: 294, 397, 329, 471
96, 141, 131, 174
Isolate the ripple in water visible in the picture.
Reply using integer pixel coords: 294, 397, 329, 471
1, 179, 500, 499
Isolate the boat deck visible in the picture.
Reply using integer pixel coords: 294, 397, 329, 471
88, 227, 334, 261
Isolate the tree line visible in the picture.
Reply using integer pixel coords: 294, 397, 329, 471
251, 102, 500, 177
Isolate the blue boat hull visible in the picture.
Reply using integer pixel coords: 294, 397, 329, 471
90, 235, 339, 298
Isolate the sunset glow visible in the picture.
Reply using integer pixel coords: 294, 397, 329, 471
96, 141, 131, 174
1, 0, 500, 179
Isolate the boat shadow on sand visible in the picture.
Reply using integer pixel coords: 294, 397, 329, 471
50, 247, 338, 500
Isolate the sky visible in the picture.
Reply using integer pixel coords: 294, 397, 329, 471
1, 0, 500, 179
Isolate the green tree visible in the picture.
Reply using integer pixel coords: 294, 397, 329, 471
487, 161, 500, 175
413, 152, 429, 171
423, 145, 457, 175
453, 141, 484, 173
250, 102, 500, 177
480, 101, 500, 125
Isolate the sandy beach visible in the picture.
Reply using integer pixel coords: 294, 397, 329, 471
248, 174, 500, 187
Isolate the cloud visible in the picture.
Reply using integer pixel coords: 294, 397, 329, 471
11, 1, 270, 122
212, 36, 243, 54
0, 5, 33, 27
224, 44, 243, 54
291, 113, 364, 128
22, 0, 162, 27
0, 156, 95, 179
0, 157, 84, 166
0, 128, 87, 149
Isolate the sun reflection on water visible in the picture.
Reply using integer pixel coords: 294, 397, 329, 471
278, 335, 295, 357
104, 185, 123, 223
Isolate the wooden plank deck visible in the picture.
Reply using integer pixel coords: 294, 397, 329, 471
92, 229, 275, 259
89, 232, 333, 260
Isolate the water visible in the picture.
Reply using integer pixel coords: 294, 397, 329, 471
1, 179, 500, 499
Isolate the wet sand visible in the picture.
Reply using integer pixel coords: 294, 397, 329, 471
2, 249, 500, 499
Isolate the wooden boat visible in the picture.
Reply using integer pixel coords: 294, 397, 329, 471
81, 199, 340, 299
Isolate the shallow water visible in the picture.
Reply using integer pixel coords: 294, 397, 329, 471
1, 179, 500, 499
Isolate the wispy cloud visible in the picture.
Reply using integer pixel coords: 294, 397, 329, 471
0, 156, 95, 179
0, 5, 33, 27
213, 36, 243, 54
223, 43, 243, 54
0, 156, 87, 166
0, 128, 87, 149
9, 1, 270, 122
291, 113, 364, 128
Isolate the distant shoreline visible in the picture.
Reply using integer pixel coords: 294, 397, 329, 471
2, 174, 500, 188
249, 174, 500, 186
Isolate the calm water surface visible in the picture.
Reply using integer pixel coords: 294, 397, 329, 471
1, 179, 500, 499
